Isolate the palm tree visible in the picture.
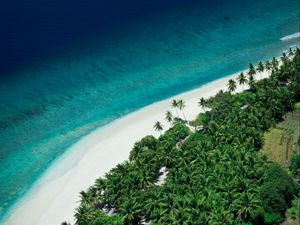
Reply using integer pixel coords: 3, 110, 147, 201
271, 57, 278, 70
265, 60, 271, 74
118, 197, 141, 225
74, 205, 94, 224
61, 222, 70, 225
248, 73, 255, 89
257, 61, 264, 79
227, 79, 237, 93
171, 99, 179, 117
154, 121, 163, 134
281, 52, 288, 63
257, 61, 264, 73
79, 190, 90, 205
288, 48, 294, 57
145, 189, 162, 217
248, 63, 256, 77
177, 99, 187, 121
165, 110, 173, 123
237, 72, 247, 90
235, 190, 260, 220
95, 178, 106, 191
198, 97, 206, 109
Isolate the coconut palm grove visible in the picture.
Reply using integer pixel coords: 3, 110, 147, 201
61, 49, 300, 225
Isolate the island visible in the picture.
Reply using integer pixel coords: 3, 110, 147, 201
61, 48, 300, 225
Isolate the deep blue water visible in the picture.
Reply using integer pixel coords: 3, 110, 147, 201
0, 0, 299, 222
0, 0, 197, 75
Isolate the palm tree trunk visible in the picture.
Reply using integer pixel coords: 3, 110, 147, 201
182, 110, 187, 121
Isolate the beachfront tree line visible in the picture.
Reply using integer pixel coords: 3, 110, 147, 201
62, 48, 300, 225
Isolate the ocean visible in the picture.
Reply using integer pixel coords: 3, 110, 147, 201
0, 0, 299, 222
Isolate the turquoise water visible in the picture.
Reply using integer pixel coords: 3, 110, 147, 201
0, 0, 299, 222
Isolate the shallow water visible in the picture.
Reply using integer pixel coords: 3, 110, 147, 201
0, 0, 299, 221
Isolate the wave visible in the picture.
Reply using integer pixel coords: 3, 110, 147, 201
280, 32, 300, 41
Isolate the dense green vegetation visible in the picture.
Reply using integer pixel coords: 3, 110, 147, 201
289, 153, 300, 176
63, 48, 300, 225
260, 163, 297, 223
286, 196, 300, 223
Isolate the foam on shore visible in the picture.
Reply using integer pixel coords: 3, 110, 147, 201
280, 32, 300, 41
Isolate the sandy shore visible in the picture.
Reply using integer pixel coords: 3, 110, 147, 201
3, 69, 270, 225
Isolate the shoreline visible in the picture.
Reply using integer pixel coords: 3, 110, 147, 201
3, 68, 271, 225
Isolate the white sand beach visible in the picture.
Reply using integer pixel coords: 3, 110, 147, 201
3, 69, 270, 225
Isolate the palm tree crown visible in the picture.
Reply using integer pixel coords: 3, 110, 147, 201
165, 110, 173, 123
198, 97, 206, 108
248, 63, 256, 76
237, 72, 247, 87
171, 99, 179, 117
281, 52, 289, 64
257, 61, 264, 73
288, 48, 294, 57
227, 79, 237, 93
265, 60, 271, 72
271, 57, 279, 70
177, 99, 187, 121
154, 121, 163, 133
177, 99, 186, 110
248, 74, 255, 88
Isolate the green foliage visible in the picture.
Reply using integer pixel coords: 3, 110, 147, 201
206, 90, 234, 109
250, 207, 265, 224
227, 79, 237, 92
189, 112, 207, 126
295, 102, 300, 110
75, 209, 123, 225
261, 163, 296, 216
287, 196, 300, 222
294, 49, 300, 100
263, 212, 283, 225
261, 182, 286, 217
129, 135, 158, 161
161, 121, 190, 143
289, 153, 300, 175
61, 222, 71, 225
90, 215, 123, 225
